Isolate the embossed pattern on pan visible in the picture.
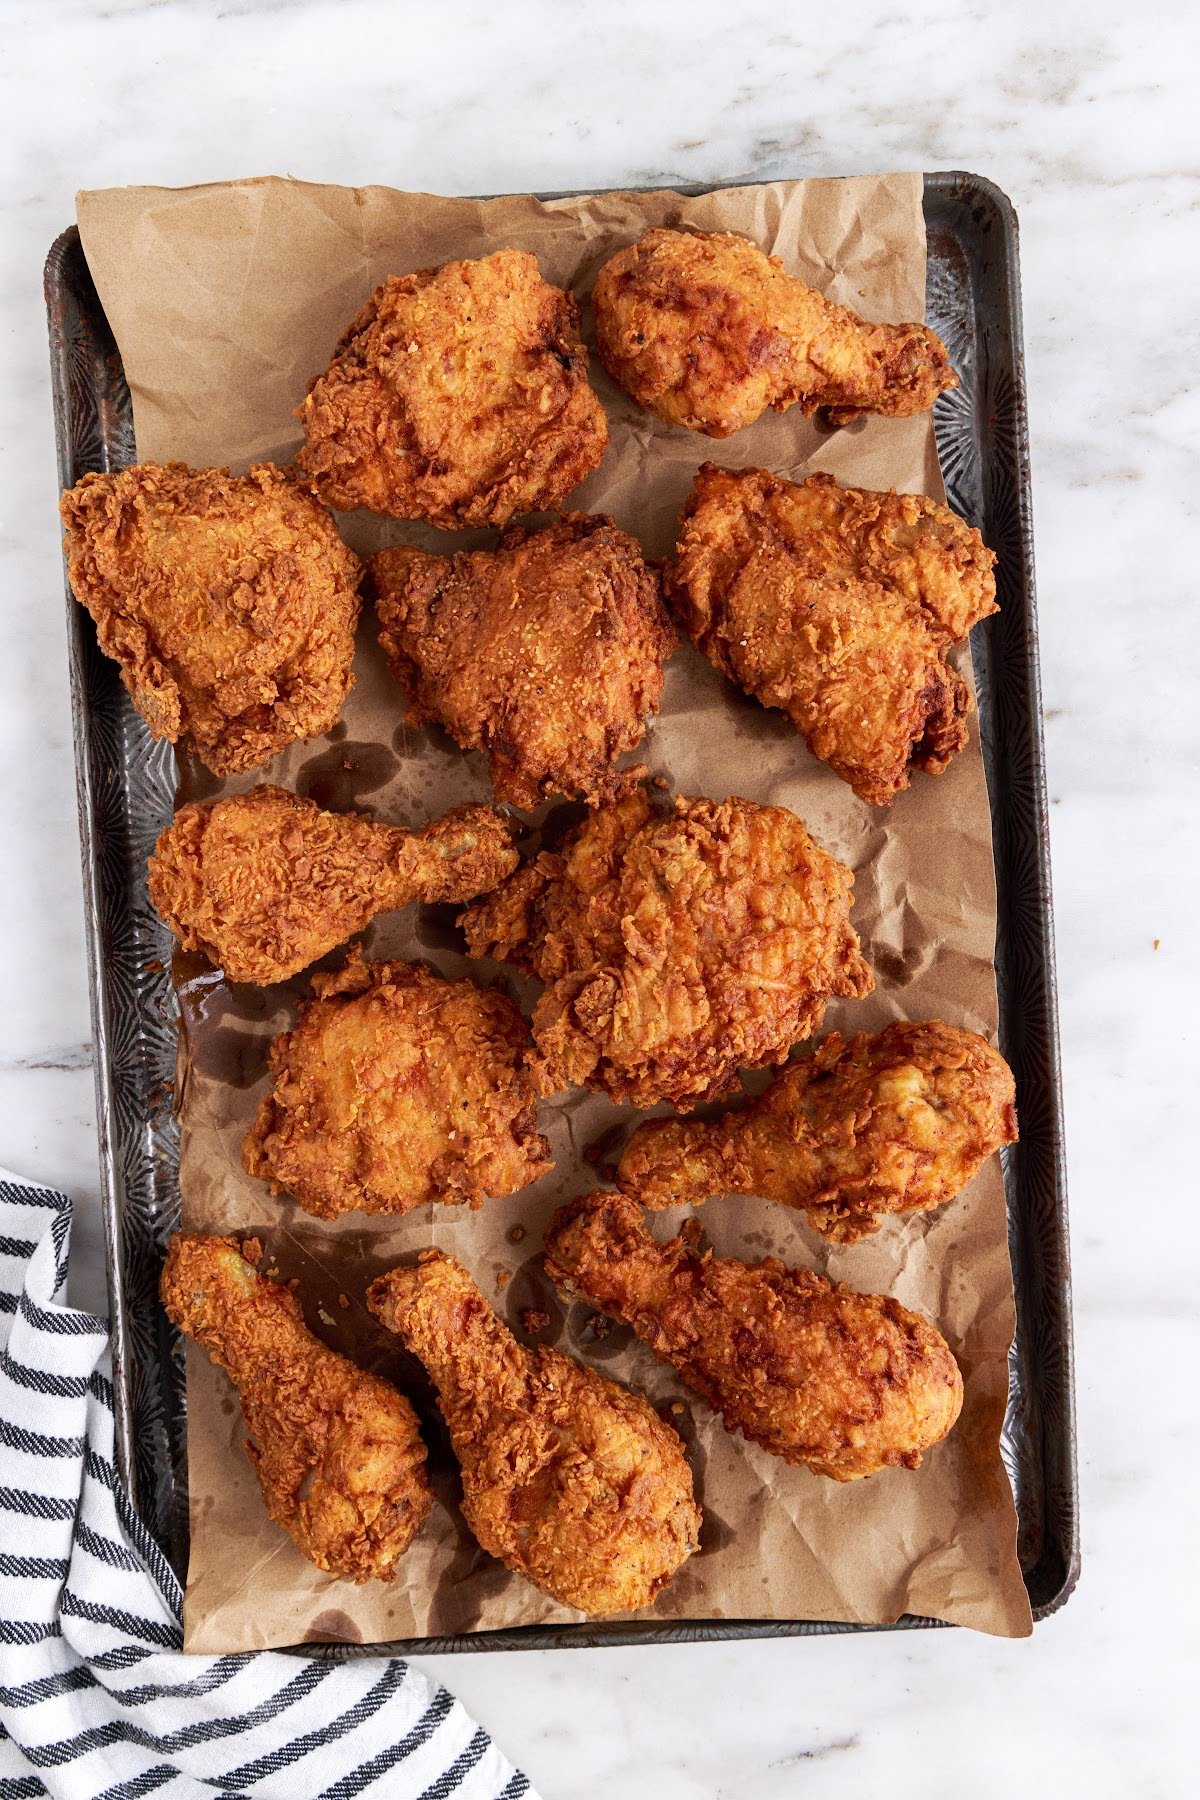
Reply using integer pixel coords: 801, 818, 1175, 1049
44, 172, 1077, 1649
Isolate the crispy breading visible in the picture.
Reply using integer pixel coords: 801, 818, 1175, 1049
668, 466, 998, 805
369, 515, 675, 810
60, 462, 361, 775
592, 228, 957, 437
368, 1251, 700, 1613
160, 1233, 431, 1581
544, 1194, 963, 1481
148, 785, 517, 984
297, 250, 609, 527
619, 1019, 1018, 1241
244, 948, 551, 1219
461, 785, 873, 1109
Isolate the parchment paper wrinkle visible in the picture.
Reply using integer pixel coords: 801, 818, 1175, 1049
76, 172, 1031, 1647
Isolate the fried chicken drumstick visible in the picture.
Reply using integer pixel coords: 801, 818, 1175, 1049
161, 1234, 431, 1581
369, 514, 674, 810
462, 784, 873, 1109
147, 784, 517, 984
544, 1194, 963, 1481
60, 463, 361, 775
669, 466, 998, 805
244, 948, 551, 1219
618, 1019, 1018, 1242
298, 249, 608, 527
368, 1252, 700, 1613
592, 228, 957, 437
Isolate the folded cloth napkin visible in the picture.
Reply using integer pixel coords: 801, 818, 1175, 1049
0, 1173, 535, 1799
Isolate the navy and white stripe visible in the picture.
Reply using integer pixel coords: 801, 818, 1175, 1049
0, 1174, 535, 1799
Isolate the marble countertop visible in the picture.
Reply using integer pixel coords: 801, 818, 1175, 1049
1, 1, 1193, 1793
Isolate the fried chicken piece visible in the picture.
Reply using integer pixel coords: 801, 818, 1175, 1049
369, 515, 675, 810
160, 1233, 431, 1581
592, 228, 957, 437
619, 1019, 1018, 1242
297, 250, 609, 527
60, 462, 361, 775
368, 1251, 700, 1613
544, 1194, 963, 1481
148, 785, 517, 985
668, 466, 998, 805
461, 785, 873, 1109
244, 948, 551, 1219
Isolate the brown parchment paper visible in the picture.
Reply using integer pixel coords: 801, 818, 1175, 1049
76, 173, 1032, 1646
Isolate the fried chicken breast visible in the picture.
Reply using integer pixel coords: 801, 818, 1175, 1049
148, 785, 517, 984
668, 466, 999, 805
369, 515, 675, 810
161, 1234, 431, 1581
461, 784, 873, 1109
244, 948, 551, 1219
544, 1194, 963, 1481
619, 1019, 1018, 1241
592, 228, 957, 437
297, 249, 609, 527
60, 462, 361, 775
368, 1251, 700, 1613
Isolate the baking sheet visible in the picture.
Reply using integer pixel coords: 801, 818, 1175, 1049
58, 169, 1050, 1648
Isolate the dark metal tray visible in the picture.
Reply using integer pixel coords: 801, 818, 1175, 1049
45, 170, 1078, 1649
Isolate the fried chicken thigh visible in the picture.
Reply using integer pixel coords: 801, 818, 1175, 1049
297, 250, 608, 527
160, 1234, 431, 1581
592, 228, 957, 437
544, 1195, 963, 1481
370, 515, 675, 810
148, 785, 517, 984
669, 466, 998, 805
60, 463, 361, 775
368, 1251, 700, 1613
619, 1019, 1018, 1241
462, 784, 873, 1109
244, 948, 551, 1219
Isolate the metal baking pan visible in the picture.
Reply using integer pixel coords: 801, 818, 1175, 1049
45, 170, 1079, 1647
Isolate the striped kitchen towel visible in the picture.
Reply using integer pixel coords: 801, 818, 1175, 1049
0, 1173, 535, 1799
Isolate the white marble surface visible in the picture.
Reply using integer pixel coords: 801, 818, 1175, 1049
1, 0, 1195, 1792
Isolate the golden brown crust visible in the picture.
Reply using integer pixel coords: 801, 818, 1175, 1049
243, 948, 552, 1218
367, 1251, 700, 1613
618, 1018, 1018, 1240
543, 1194, 963, 1481
668, 466, 998, 805
60, 462, 361, 775
147, 785, 517, 984
297, 250, 609, 527
462, 785, 873, 1109
369, 514, 675, 810
160, 1233, 431, 1581
592, 228, 957, 437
